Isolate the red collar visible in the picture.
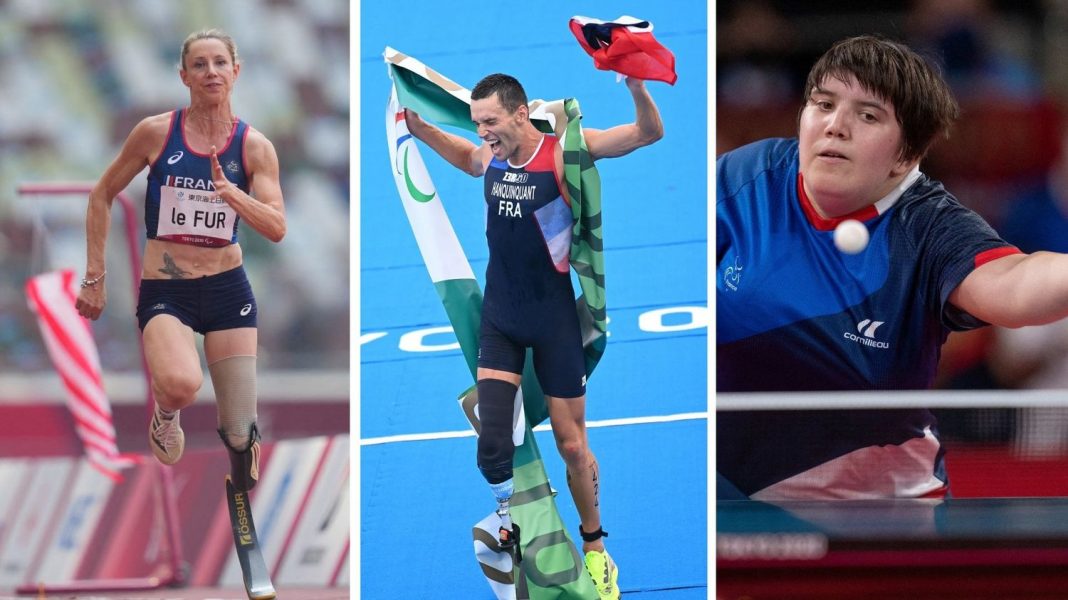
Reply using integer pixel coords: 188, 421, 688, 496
797, 173, 878, 231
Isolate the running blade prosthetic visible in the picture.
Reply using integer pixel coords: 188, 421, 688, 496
225, 475, 276, 599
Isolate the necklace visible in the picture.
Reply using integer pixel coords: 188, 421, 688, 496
188, 108, 236, 126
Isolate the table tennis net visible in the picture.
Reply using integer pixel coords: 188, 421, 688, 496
717, 390, 1068, 497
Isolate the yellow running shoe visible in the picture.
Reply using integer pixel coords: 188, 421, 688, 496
584, 549, 620, 599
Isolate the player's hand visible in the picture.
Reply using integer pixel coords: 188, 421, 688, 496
210, 145, 237, 203
75, 282, 106, 321
403, 108, 427, 135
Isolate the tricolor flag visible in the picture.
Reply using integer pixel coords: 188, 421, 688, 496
569, 15, 678, 85
385, 47, 602, 599
25, 269, 136, 481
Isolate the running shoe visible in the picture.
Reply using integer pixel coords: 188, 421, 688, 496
149, 406, 185, 465
584, 548, 620, 599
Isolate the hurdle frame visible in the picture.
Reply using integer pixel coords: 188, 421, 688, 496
14, 182, 187, 593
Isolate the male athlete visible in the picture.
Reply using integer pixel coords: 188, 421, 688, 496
405, 73, 662, 599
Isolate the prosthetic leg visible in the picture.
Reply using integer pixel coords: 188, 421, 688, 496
211, 356, 273, 599
477, 378, 522, 561
220, 423, 261, 492
212, 355, 261, 491
224, 474, 275, 600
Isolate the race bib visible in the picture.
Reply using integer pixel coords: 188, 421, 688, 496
156, 185, 237, 247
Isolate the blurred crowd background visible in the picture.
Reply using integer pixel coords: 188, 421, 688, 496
718, 0, 1068, 465
0, 0, 349, 377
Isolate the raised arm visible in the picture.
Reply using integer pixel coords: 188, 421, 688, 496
210, 130, 287, 243
76, 116, 162, 320
950, 252, 1068, 328
583, 77, 664, 161
404, 108, 488, 177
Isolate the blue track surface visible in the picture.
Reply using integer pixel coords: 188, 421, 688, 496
360, 2, 708, 597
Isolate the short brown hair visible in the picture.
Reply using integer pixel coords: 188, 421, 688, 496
471, 74, 528, 114
179, 29, 239, 71
804, 35, 959, 162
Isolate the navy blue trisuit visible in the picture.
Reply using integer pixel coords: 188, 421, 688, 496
716, 138, 1020, 500
477, 134, 586, 399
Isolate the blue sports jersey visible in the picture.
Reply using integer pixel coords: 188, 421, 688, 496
145, 109, 250, 247
716, 138, 1019, 499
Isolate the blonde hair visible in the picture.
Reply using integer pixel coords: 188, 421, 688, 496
179, 28, 239, 71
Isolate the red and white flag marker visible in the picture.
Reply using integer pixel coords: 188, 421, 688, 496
25, 269, 137, 480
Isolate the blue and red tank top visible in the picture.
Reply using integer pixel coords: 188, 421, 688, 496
145, 108, 250, 247
482, 134, 575, 312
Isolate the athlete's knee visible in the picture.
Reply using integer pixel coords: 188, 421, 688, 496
556, 436, 590, 468
152, 370, 202, 408
476, 378, 519, 484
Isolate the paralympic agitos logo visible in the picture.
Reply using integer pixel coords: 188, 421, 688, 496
395, 112, 436, 203
402, 146, 435, 203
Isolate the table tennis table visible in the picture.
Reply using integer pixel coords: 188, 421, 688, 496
718, 497, 1068, 599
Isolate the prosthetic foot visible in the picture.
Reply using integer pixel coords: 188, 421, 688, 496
497, 498, 522, 563
491, 479, 521, 563
220, 423, 261, 492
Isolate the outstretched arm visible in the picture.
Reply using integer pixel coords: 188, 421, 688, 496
950, 252, 1068, 328
404, 108, 488, 177
583, 77, 664, 160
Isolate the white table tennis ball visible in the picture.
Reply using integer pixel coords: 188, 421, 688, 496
834, 219, 869, 254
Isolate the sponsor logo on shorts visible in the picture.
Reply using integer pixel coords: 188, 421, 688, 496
167, 151, 184, 165
581, 375, 587, 387
152, 303, 166, 310
240, 303, 253, 316
843, 318, 890, 349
